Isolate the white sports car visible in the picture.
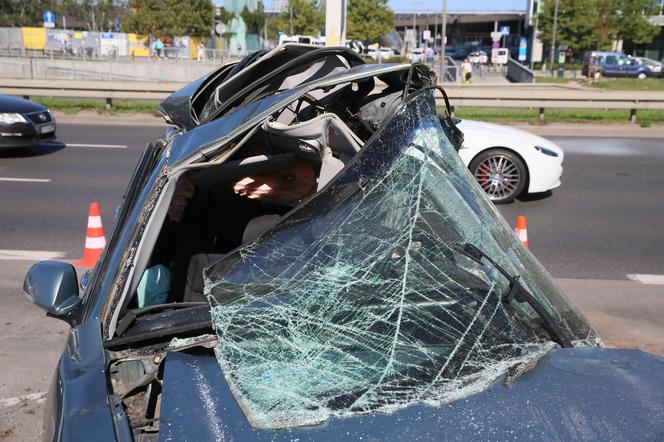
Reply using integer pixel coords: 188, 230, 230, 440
456, 119, 564, 203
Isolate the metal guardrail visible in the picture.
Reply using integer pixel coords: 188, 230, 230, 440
2, 79, 664, 122
506, 58, 535, 83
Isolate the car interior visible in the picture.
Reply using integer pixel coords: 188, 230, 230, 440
114, 77, 412, 329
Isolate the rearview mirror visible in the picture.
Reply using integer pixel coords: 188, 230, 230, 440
23, 261, 82, 324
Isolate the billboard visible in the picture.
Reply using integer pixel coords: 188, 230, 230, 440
21, 27, 46, 50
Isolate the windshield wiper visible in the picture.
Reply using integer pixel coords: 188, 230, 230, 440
455, 243, 572, 348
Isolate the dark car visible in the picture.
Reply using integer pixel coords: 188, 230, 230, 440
24, 45, 664, 441
0, 95, 56, 148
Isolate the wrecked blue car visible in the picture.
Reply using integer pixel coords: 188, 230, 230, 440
23, 45, 664, 441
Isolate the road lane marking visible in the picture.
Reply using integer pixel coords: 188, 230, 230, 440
0, 250, 66, 261
0, 177, 51, 183
0, 391, 47, 408
626, 274, 664, 285
65, 143, 127, 149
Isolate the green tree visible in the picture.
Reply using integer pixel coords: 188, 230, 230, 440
611, 0, 660, 45
60, 0, 116, 32
123, 0, 213, 37
537, 0, 597, 51
277, 0, 324, 36
0, 0, 53, 27
240, 2, 265, 36
347, 0, 394, 45
217, 7, 235, 55
538, 0, 659, 52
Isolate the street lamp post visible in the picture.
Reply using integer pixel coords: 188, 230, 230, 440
549, 0, 559, 77
438, 0, 447, 82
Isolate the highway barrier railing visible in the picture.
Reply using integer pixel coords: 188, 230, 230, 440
2, 79, 664, 122
506, 58, 535, 83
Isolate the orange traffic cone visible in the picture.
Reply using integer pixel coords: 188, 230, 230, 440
74, 202, 107, 268
514, 215, 528, 248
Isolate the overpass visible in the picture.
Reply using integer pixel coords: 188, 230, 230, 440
393, 10, 527, 48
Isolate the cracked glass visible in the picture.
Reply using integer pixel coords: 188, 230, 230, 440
204, 89, 599, 429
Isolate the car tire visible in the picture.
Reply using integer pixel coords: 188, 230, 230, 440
468, 148, 527, 204
638, 72, 647, 80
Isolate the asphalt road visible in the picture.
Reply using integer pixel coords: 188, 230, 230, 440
0, 122, 663, 440
0, 123, 164, 256
1, 124, 662, 281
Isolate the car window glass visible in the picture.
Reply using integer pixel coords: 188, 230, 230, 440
605, 55, 617, 64
202, 89, 599, 430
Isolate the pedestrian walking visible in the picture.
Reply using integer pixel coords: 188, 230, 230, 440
461, 58, 473, 84
154, 38, 164, 58
197, 41, 206, 62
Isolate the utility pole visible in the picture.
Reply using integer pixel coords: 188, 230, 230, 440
289, 5, 294, 35
549, 0, 559, 77
438, 0, 447, 82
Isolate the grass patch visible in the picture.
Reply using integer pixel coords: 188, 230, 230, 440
534, 76, 578, 84
535, 76, 664, 91
32, 97, 161, 116
587, 78, 664, 91
448, 107, 664, 125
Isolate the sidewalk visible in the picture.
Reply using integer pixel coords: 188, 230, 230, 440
559, 278, 664, 356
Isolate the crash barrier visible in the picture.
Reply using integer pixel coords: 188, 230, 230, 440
506, 58, 535, 83
0, 78, 180, 108
3, 79, 664, 121
440, 83, 664, 123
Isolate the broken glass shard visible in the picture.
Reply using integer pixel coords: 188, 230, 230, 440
204, 89, 600, 429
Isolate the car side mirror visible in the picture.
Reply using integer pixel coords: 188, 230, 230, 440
23, 261, 82, 325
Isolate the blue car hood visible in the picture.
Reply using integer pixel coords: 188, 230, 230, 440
159, 347, 664, 441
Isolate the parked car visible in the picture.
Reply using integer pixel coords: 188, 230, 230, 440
456, 119, 564, 203
367, 47, 395, 61
24, 45, 664, 441
468, 50, 488, 64
634, 56, 663, 77
0, 95, 56, 149
582, 51, 652, 79
407, 47, 425, 62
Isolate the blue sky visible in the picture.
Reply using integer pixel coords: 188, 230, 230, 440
216, 0, 528, 12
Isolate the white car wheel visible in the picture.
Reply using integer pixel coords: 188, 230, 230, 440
468, 149, 527, 204
638, 72, 647, 80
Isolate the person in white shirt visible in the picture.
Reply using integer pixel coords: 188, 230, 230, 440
461, 58, 473, 84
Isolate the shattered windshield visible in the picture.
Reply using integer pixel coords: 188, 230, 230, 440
204, 89, 599, 430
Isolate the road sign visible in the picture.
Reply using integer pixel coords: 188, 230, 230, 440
43, 10, 55, 28
500, 26, 510, 36
518, 37, 527, 61
490, 31, 502, 42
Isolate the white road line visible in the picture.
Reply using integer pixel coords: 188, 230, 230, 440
0, 250, 66, 261
0, 177, 51, 183
626, 274, 664, 285
0, 391, 47, 408
65, 143, 127, 149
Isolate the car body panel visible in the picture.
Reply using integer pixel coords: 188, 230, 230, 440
456, 119, 563, 194
0, 95, 56, 148
166, 63, 413, 166
28, 47, 659, 439
159, 348, 664, 441
43, 319, 117, 442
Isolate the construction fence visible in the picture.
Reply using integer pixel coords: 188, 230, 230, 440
0, 27, 206, 60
